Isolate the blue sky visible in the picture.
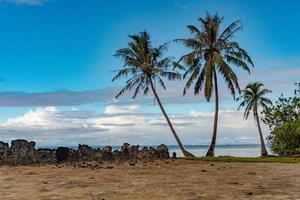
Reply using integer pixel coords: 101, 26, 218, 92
0, 0, 299, 147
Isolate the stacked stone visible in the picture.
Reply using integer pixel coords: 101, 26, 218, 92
0, 140, 170, 165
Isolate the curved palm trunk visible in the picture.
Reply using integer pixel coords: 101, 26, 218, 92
254, 110, 268, 156
149, 78, 194, 157
206, 69, 219, 157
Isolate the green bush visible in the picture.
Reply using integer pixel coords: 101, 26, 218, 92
263, 84, 300, 156
267, 117, 300, 155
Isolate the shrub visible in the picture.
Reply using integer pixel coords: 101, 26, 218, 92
267, 117, 300, 155
263, 84, 300, 155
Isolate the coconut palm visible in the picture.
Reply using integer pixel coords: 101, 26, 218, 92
112, 31, 194, 157
237, 82, 272, 156
176, 13, 253, 156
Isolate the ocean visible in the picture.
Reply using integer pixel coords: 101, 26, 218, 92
168, 144, 273, 157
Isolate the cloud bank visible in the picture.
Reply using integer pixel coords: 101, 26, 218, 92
0, 104, 264, 147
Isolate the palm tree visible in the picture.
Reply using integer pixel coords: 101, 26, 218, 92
237, 82, 272, 156
112, 31, 194, 157
176, 13, 253, 156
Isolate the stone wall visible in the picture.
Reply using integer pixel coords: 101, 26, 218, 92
0, 139, 170, 165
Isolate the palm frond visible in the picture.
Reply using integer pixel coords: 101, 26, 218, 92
237, 82, 272, 120
218, 20, 242, 42
176, 13, 253, 102
113, 31, 177, 99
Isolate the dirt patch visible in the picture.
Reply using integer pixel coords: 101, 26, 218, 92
0, 160, 299, 199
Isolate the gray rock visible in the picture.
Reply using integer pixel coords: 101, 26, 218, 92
102, 146, 113, 160
156, 144, 170, 159
8, 139, 38, 165
112, 150, 122, 160
121, 143, 130, 160
94, 148, 104, 161
56, 147, 70, 163
139, 147, 150, 160
172, 152, 177, 159
37, 148, 56, 163
149, 147, 158, 159
78, 144, 94, 161
129, 145, 140, 159
69, 149, 80, 162
0, 141, 9, 163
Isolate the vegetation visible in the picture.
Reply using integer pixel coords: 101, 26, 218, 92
186, 156, 300, 163
237, 82, 272, 156
176, 13, 253, 156
263, 84, 300, 155
267, 117, 300, 155
112, 31, 194, 157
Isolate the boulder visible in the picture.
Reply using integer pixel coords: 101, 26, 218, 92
172, 152, 177, 159
93, 148, 104, 161
156, 144, 170, 159
78, 144, 94, 161
56, 147, 70, 163
102, 146, 113, 160
121, 143, 130, 160
37, 148, 56, 163
8, 139, 37, 165
0, 141, 9, 163
112, 150, 122, 160
139, 147, 150, 160
129, 145, 140, 159
69, 149, 80, 162
149, 147, 158, 159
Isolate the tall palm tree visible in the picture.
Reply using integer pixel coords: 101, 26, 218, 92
112, 31, 194, 157
237, 82, 272, 156
176, 13, 253, 156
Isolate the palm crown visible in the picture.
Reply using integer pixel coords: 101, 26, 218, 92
176, 13, 253, 100
112, 31, 181, 99
238, 82, 272, 119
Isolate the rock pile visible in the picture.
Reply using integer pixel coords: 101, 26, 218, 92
0, 139, 170, 165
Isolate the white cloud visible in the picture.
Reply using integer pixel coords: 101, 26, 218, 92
1, 107, 100, 131
0, 105, 266, 147
0, 0, 45, 5
190, 110, 214, 117
70, 107, 79, 111
104, 104, 140, 115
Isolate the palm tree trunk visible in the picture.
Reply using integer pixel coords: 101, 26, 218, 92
254, 110, 268, 156
149, 78, 194, 157
206, 69, 219, 157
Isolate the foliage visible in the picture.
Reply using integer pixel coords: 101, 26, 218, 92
175, 13, 253, 100
263, 84, 300, 155
237, 82, 272, 119
267, 117, 300, 155
262, 92, 300, 130
112, 31, 181, 99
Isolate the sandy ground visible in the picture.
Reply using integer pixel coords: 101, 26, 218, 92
0, 160, 299, 200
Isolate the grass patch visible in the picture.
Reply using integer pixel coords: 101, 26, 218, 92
186, 156, 300, 163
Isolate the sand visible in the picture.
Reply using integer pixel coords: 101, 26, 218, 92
0, 160, 299, 200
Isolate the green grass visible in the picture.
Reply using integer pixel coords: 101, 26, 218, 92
185, 156, 300, 163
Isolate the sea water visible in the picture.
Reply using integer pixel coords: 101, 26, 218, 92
168, 144, 273, 157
